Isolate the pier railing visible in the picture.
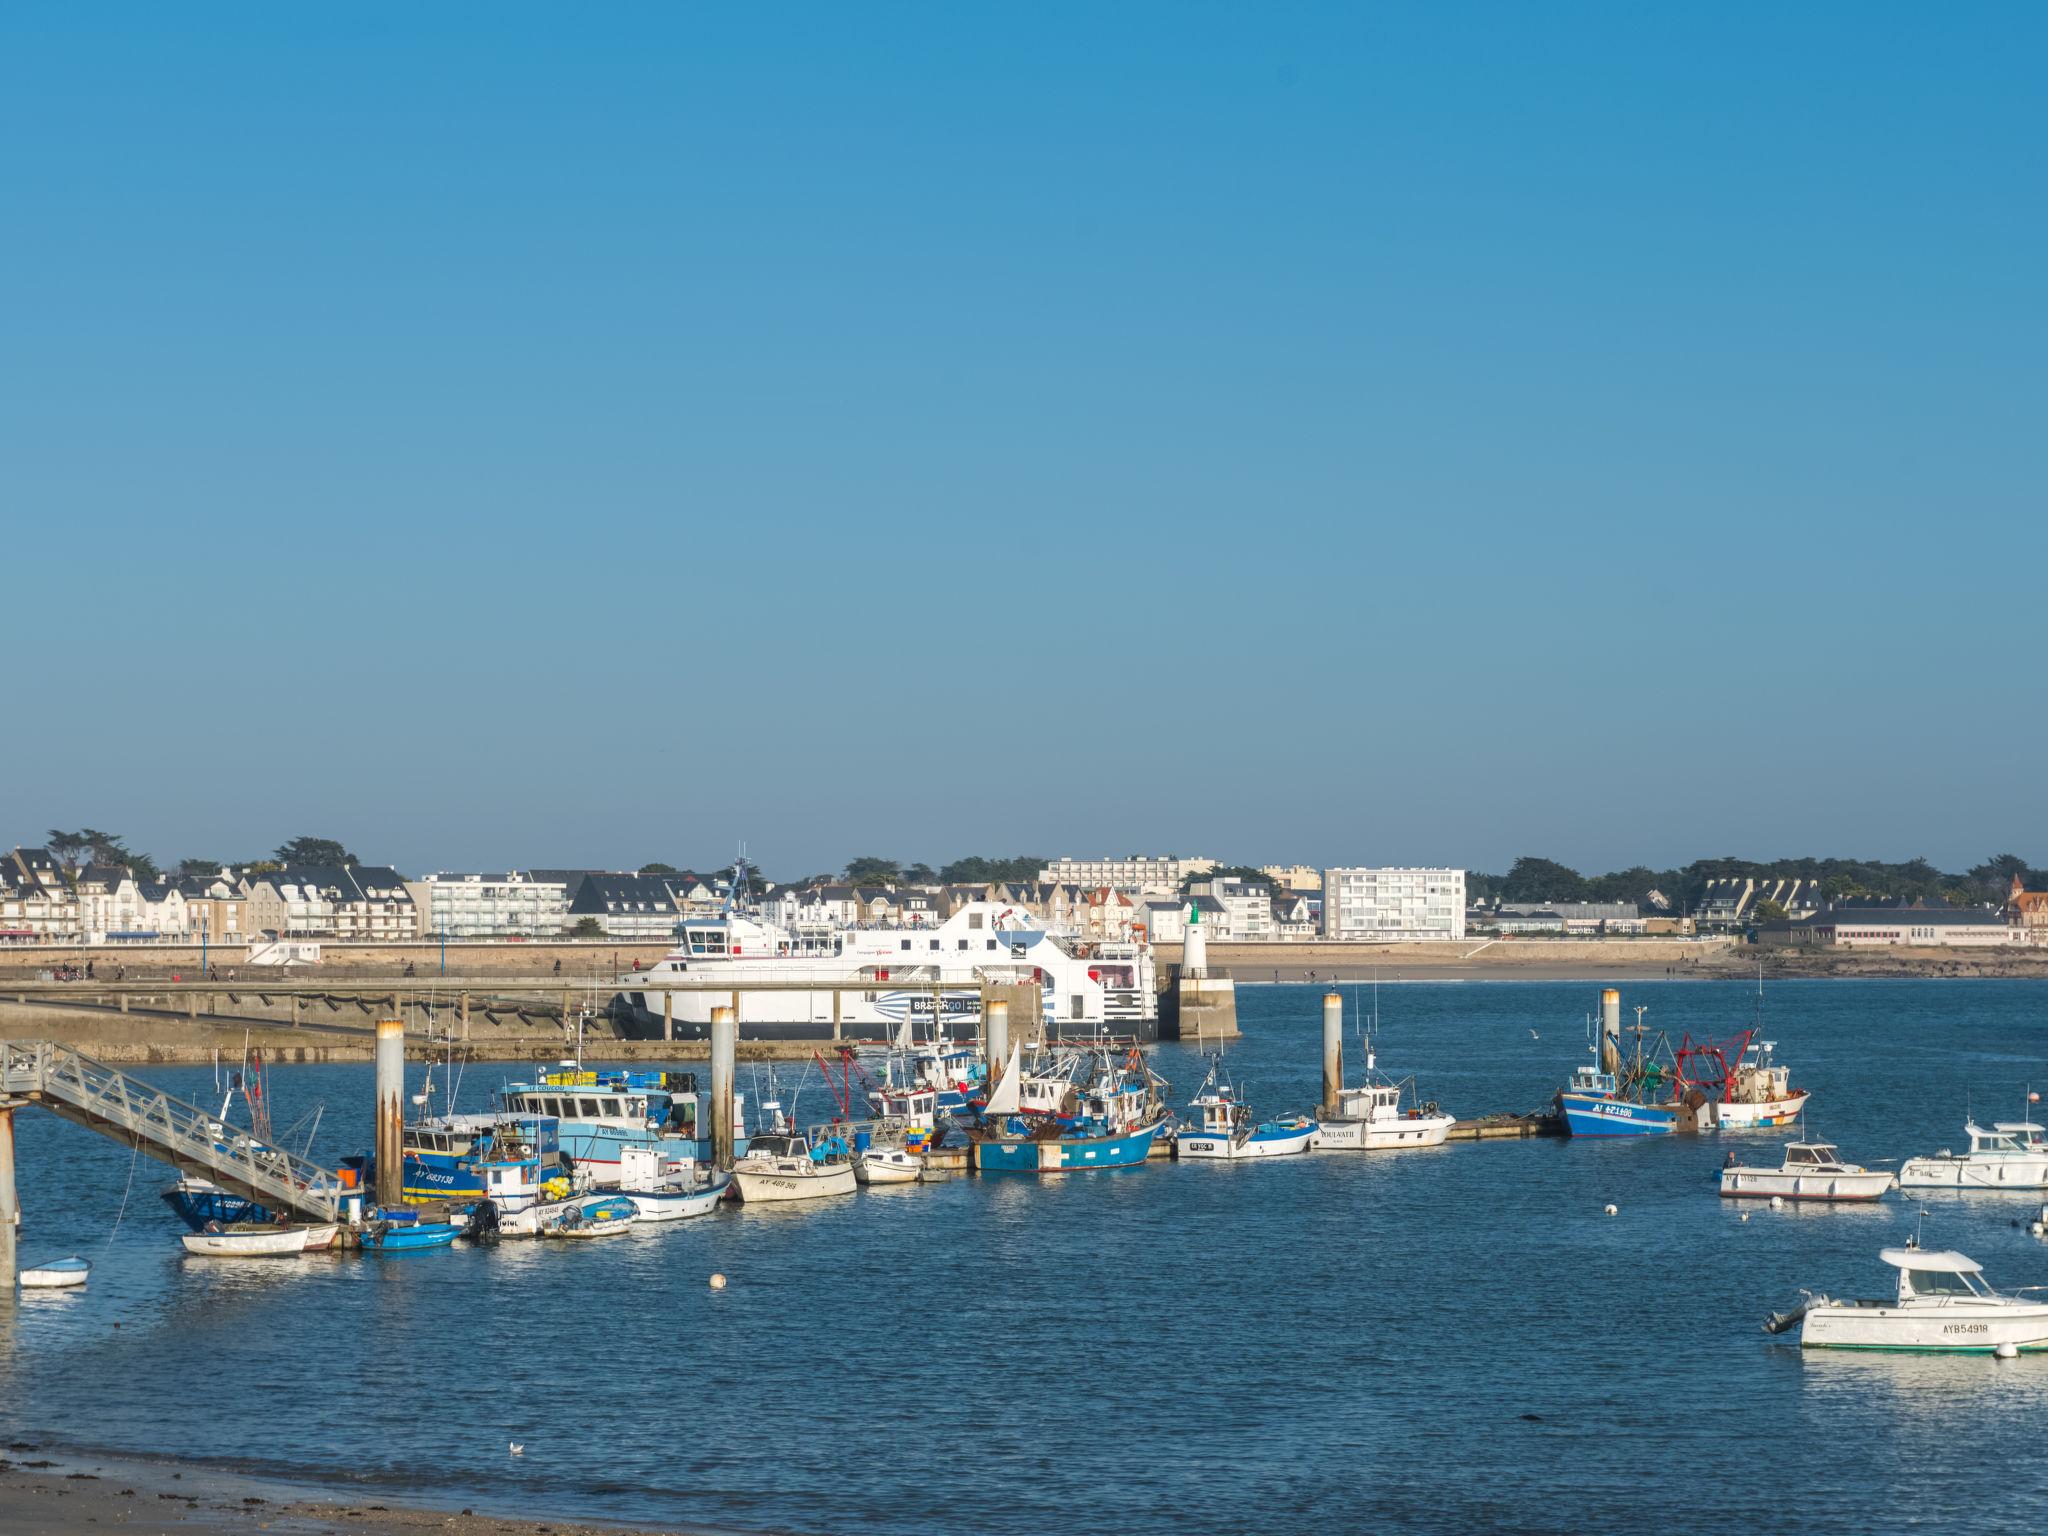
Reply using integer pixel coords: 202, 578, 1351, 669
0, 1039, 345, 1220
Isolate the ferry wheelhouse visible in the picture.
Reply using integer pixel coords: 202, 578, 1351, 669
612, 901, 1158, 1041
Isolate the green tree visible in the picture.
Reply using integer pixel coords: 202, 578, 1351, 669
45, 829, 87, 869
1752, 898, 1788, 923
901, 862, 938, 885
273, 836, 356, 866
570, 916, 605, 938
940, 855, 1050, 885
175, 857, 225, 878
1500, 857, 1587, 903
844, 856, 902, 886
639, 862, 681, 875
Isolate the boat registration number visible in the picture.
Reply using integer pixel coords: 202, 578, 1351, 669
1944, 1324, 1988, 1335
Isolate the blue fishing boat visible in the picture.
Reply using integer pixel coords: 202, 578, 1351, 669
358, 1208, 462, 1251
969, 1039, 1169, 1173
497, 1065, 744, 1183
162, 1177, 270, 1232
1557, 992, 1679, 1137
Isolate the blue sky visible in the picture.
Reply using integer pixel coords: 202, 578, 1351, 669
4, 4, 2042, 879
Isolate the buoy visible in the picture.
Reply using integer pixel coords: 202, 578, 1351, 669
1769, 1196, 1785, 1209
1996, 1342, 2019, 1359
1603, 1203, 1618, 1217
709, 1272, 727, 1290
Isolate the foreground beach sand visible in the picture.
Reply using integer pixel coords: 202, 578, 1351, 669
0, 1449, 711, 1536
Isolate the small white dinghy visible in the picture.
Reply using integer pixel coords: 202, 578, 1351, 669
180, 1221, 312, 1257
19, 1256, 92, 1289
853, 1145, 922, 1185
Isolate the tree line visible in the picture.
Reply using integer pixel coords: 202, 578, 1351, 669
1470, 853, 2046, 913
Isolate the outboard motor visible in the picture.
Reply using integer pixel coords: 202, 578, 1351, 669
1762, 1294, 1820, 1335
465, 1199, 501, 1243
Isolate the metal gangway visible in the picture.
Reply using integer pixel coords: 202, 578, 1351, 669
0, 1039, 345, 1222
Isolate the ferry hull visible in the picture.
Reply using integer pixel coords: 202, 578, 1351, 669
1559, 1093, 1677, 1137
610, 990, 1160, 1043
974, 1122, 1160, 1173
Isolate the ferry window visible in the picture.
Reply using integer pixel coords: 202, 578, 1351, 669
579, 1097, 603, 1117
900, 940, 911, 950
1071, 996, 1085, 1020
987, 939, 998, 950
929, 939, 940, 950
958, 939, 969, 950
969, 912, 983, 930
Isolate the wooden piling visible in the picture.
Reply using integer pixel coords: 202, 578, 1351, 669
663, 989, 673, 1042
1322, 991, 1343, 1116
375, 1018, 405, 1208
710, 1006, 736, 1171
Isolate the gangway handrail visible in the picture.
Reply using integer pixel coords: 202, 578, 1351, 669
0, 1039, 344, 1220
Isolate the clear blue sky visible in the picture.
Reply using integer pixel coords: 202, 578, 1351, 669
5, 4, 2042, 879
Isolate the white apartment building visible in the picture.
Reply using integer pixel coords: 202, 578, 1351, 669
413, 872, 570, 938
1038, 855, 1216, 894
1321, 868, 1467, 942
1208, 878, 1274, 941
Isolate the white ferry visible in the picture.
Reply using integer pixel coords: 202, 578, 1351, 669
611, 901, 1158, 1041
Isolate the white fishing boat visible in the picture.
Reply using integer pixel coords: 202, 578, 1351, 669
180, 1222, 313, 1257
1899, 1121, 2048, 1191
18, 1256, 92, 1289
1719, 1141, 1893, 1201
853, 1143, 923, 1184
1766, 1247, 2048, 1352
731, 1130, 858, 1203
617, 1146, 728, 1221
1174, 1065, 1315, 1160
1708, 1038, 1810, 1129
1309, 986, 1455, 1150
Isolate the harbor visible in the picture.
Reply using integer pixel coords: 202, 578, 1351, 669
6, 976, 2048, 1536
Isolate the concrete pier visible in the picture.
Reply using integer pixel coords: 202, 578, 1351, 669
374, 1018, 404, 1208
710, 1006, 737, 1171
1158, 904, 1239, 1041
1321, 991, 1343, 1115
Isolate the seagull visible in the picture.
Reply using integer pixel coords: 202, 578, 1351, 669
508, 1443, 523, 1457
1528, 1028, 1540, 1040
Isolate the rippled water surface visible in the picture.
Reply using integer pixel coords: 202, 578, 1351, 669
7, 979, 2048, 1535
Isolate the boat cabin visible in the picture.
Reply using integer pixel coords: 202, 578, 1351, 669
1883, 1248, 2000, 1303
1337, 1082, 1402, 1123
502, 1069, 700, 1133
1964, 1121, 2048, 1157
1188, 1087, 1247, 1137
1783, 1141, 1849, 1170
1567, 1064, 1618, 1098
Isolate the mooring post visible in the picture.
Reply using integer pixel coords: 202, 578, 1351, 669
662, 988, 673, 1042
1322, 990, 1344, 1116
187, 992, 198, 1022
1601, 987, 1622, 1074
374, 1017, 405, 1208
0, 1106, 19, 1291
118, 993, 129, 1014
710, 1005, 737, 1172
832, 989, 841, 1043
459, 991, 470, 1034
986, 998, 1011, 1087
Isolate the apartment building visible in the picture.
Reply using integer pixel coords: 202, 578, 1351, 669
1321, 867, 1467, 942
412, 872, 571, 938
1037, 855, 1216, 894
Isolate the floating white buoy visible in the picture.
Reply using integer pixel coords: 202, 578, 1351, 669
709, 1272, 727, 1290
1996, 1342, 2019, 1359
1603, 1203, 1618, 1217
1769, 1196, 1785, 1209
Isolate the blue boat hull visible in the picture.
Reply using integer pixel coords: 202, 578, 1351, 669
403, 1151, 486, 1203
161, 1186, 270, 1232
974, 1121, 1160, 1173
360, 1221, 462, 1251
1559, 1092, 1677, 1137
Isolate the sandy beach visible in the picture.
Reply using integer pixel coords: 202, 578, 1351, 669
0, 1446, 707, 1536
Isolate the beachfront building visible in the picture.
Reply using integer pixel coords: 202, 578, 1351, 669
243, 865, 418, 941
2009, 876, 2048, 944
0, 847, 77, 942
1696, 877, 1824, 931
411, 872, 571, 938
1760, 904, 2018, 949
1038, 855, 1216, 895
1139, 895, 1224, 945
178, 872, 246, 944
1272, 890, 1318, 939
1207, 877, 1275, 941
1259, 865, 1324, 894
1321, 868, 1467, 942
565, 873, 687, 940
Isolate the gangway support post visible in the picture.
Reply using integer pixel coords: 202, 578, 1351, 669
710, 1006, 737, 1171
375, 1018, 405, 1208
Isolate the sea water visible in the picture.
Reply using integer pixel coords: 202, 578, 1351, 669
6, 978, 2048, 1535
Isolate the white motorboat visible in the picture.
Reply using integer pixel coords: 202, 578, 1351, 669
543, 1194, 640, 1238
1899, 1121, 2048, 1190
617, 1147, 728, 1221
1767, 1247, 2048, 1352
731, 1130, 858, 1203
1308, 990, 1455, 1150
18, 1256, 92, 1289
1720, 1141, 1893, 1201
180, 1222, 313, 1257
1174, 1066, 1315, 1160
853, 1144, 923, 1184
